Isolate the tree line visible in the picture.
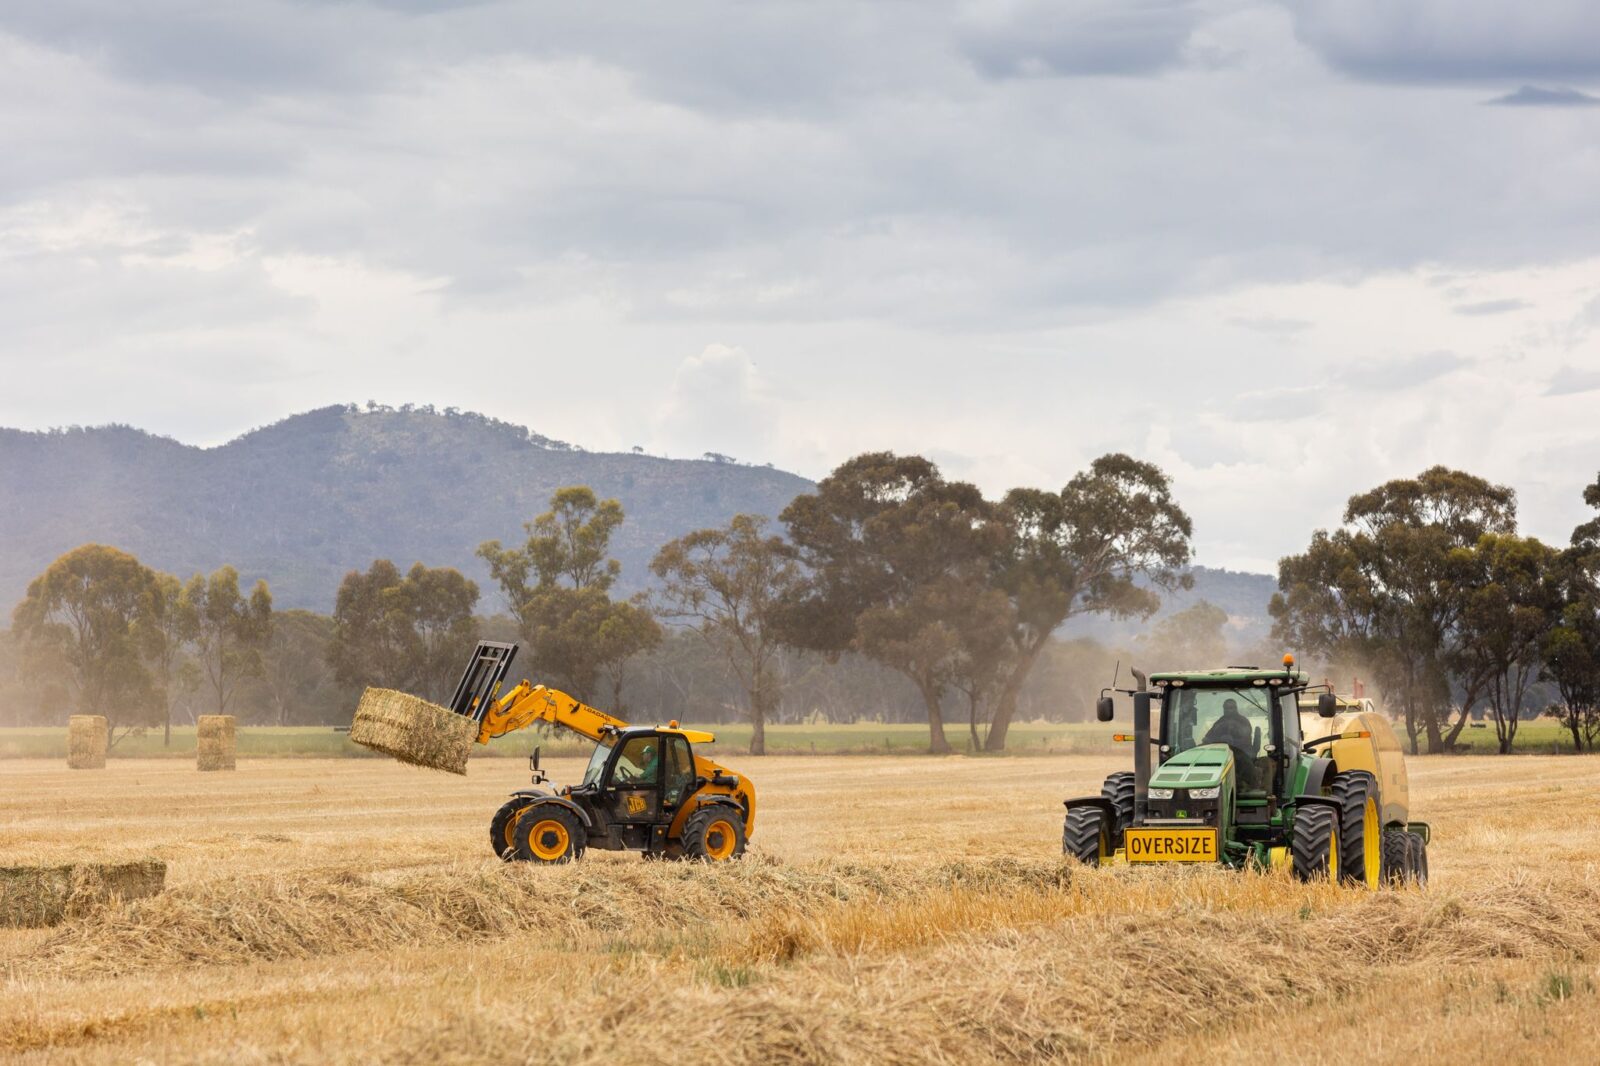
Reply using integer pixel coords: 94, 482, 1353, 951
5, 453, 1599, 756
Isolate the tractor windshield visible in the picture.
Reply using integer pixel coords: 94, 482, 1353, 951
581, 735, 618, 787
1166, 686, 1273, 790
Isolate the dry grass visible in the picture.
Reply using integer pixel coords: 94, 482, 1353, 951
66, 715, 105, 769
348, 688, 476, 774
2, 753, 1599, 1063
196, 715, 236, 772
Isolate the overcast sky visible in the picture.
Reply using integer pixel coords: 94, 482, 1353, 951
3, 0, 1598, 572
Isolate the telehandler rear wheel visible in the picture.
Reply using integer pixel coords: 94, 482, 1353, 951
512, 807, 586, 864
682, 807, 746, 862
1062, 807, 1108, 865
1330, 771, 1382, 888
489, 798, 536, 861
1101, 772, 1135, 847
1291, 805, 1339, 882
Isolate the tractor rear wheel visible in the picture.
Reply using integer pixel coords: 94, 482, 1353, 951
1330, 771, 1382, 888
1062, 807, 1108, 865
1291, 805, 1340, 882
489, 798, 536, 861
682, 807, 746, 862
511, 806, 586, 864
1101, 772, 1135, 847
1381, 828, 1411, 885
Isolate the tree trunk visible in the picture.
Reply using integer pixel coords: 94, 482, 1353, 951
750, 711, 766, 756
919, 683, 952, 755
983, 637, 1047, 753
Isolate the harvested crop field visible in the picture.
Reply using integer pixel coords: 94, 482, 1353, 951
3, 754, 1600, 1064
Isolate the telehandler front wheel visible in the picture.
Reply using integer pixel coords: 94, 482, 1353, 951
1291, 805, 1340, 883
1062, 807, 1108, 865
512, 807, 586, 864
682, 807, 746, 862
489, 798, 536, 861
1330, 771, 1382, 888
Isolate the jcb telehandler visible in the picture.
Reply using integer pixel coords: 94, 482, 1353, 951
1062, 656, 1430, 886
448, 642, 756, 864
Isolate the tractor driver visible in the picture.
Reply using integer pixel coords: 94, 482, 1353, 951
1201, 698, 1261, 790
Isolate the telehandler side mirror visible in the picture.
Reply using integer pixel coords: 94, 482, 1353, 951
1095, 696, 1115, 722
1316, 693, 1338, 718
533, 746, 541, 770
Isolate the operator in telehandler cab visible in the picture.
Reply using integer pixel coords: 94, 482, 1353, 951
446, 642, 756, 864
1062, 656, 1430, 887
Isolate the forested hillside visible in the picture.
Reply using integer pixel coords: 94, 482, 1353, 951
0, 405, 812, 611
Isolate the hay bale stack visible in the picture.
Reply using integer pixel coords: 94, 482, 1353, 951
197, 715, 237, 771
67, 715, 107, 769
349, 687, 476, 774
0, 860, 166, 928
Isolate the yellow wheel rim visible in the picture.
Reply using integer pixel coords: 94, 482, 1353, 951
704, 819, 737, 861
1363, 798, 1381, 887
1328, 824, 1340, 882
528, 818, 570, 861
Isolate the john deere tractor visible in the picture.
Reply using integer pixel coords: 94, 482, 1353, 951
1062, 657, 1430, 886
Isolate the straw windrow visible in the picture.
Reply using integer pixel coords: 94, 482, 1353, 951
196, 715, 236, 771
349, 688, 477, 774
66, 715, 107, 769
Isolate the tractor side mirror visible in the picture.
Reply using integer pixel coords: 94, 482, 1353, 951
533, 746, 541, 770
1096, 696, 1114, 722
1317, 693, 1338, 718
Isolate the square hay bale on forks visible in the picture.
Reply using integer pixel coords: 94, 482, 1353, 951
349, 688, 477, 775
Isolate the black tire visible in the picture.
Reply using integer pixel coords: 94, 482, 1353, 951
489, 797, 536, 861
1062, 807, 1108, 865
1291, 804, 1340, 883
1381, 827, 1411, 885
682, 806, 747, 862
1101, 772, 1135, 847
1329, 771, 1381, 887
1409, 833, 1430, 887
510, 805, 586, 864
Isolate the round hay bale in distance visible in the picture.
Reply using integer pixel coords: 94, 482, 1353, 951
349, 688, 477, 775
196, 714, 237, 771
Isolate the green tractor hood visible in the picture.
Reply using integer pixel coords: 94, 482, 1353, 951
1148, 745, 1234, 790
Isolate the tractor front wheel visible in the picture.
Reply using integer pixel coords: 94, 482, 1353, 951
1330, 771, 1382, 888
1101, 772, 1135, 849
489, 798, 535, 861
682, 807, 746, 862
1062, 807, 1108, 865
1291, 805, 1340, 883
511, 807, 586, 864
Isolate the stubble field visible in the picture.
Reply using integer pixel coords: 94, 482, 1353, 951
4, 752, 1600, 1064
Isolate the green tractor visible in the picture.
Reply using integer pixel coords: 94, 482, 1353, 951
1063, 658, 1430, 885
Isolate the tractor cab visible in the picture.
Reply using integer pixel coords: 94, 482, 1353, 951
1150, 668, 1308, 802
577, 725, 708, 826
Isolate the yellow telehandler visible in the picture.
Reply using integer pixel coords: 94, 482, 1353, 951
450, 641, 755, 864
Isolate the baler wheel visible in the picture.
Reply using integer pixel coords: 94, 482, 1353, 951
1408, 833, 1430, 886
1381, 828, 1412, 885
489, 798, 535, 861
1291, 805, 1339, 883
1062, 807, 1108, 865
1330, 771, 1382, 888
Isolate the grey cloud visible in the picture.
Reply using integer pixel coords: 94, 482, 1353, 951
1454, 299, 1529, 316
1230, 316, 1313, 336
958, 0, 1200, 79
1488, 85, 1600, 107
1286, 0, 1600, 82
1340, 351, 1471, 390
1546, 365, 1600, 397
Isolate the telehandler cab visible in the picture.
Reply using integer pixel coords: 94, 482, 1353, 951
449, 642, 756, 864
1063, 656, 1430, 886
